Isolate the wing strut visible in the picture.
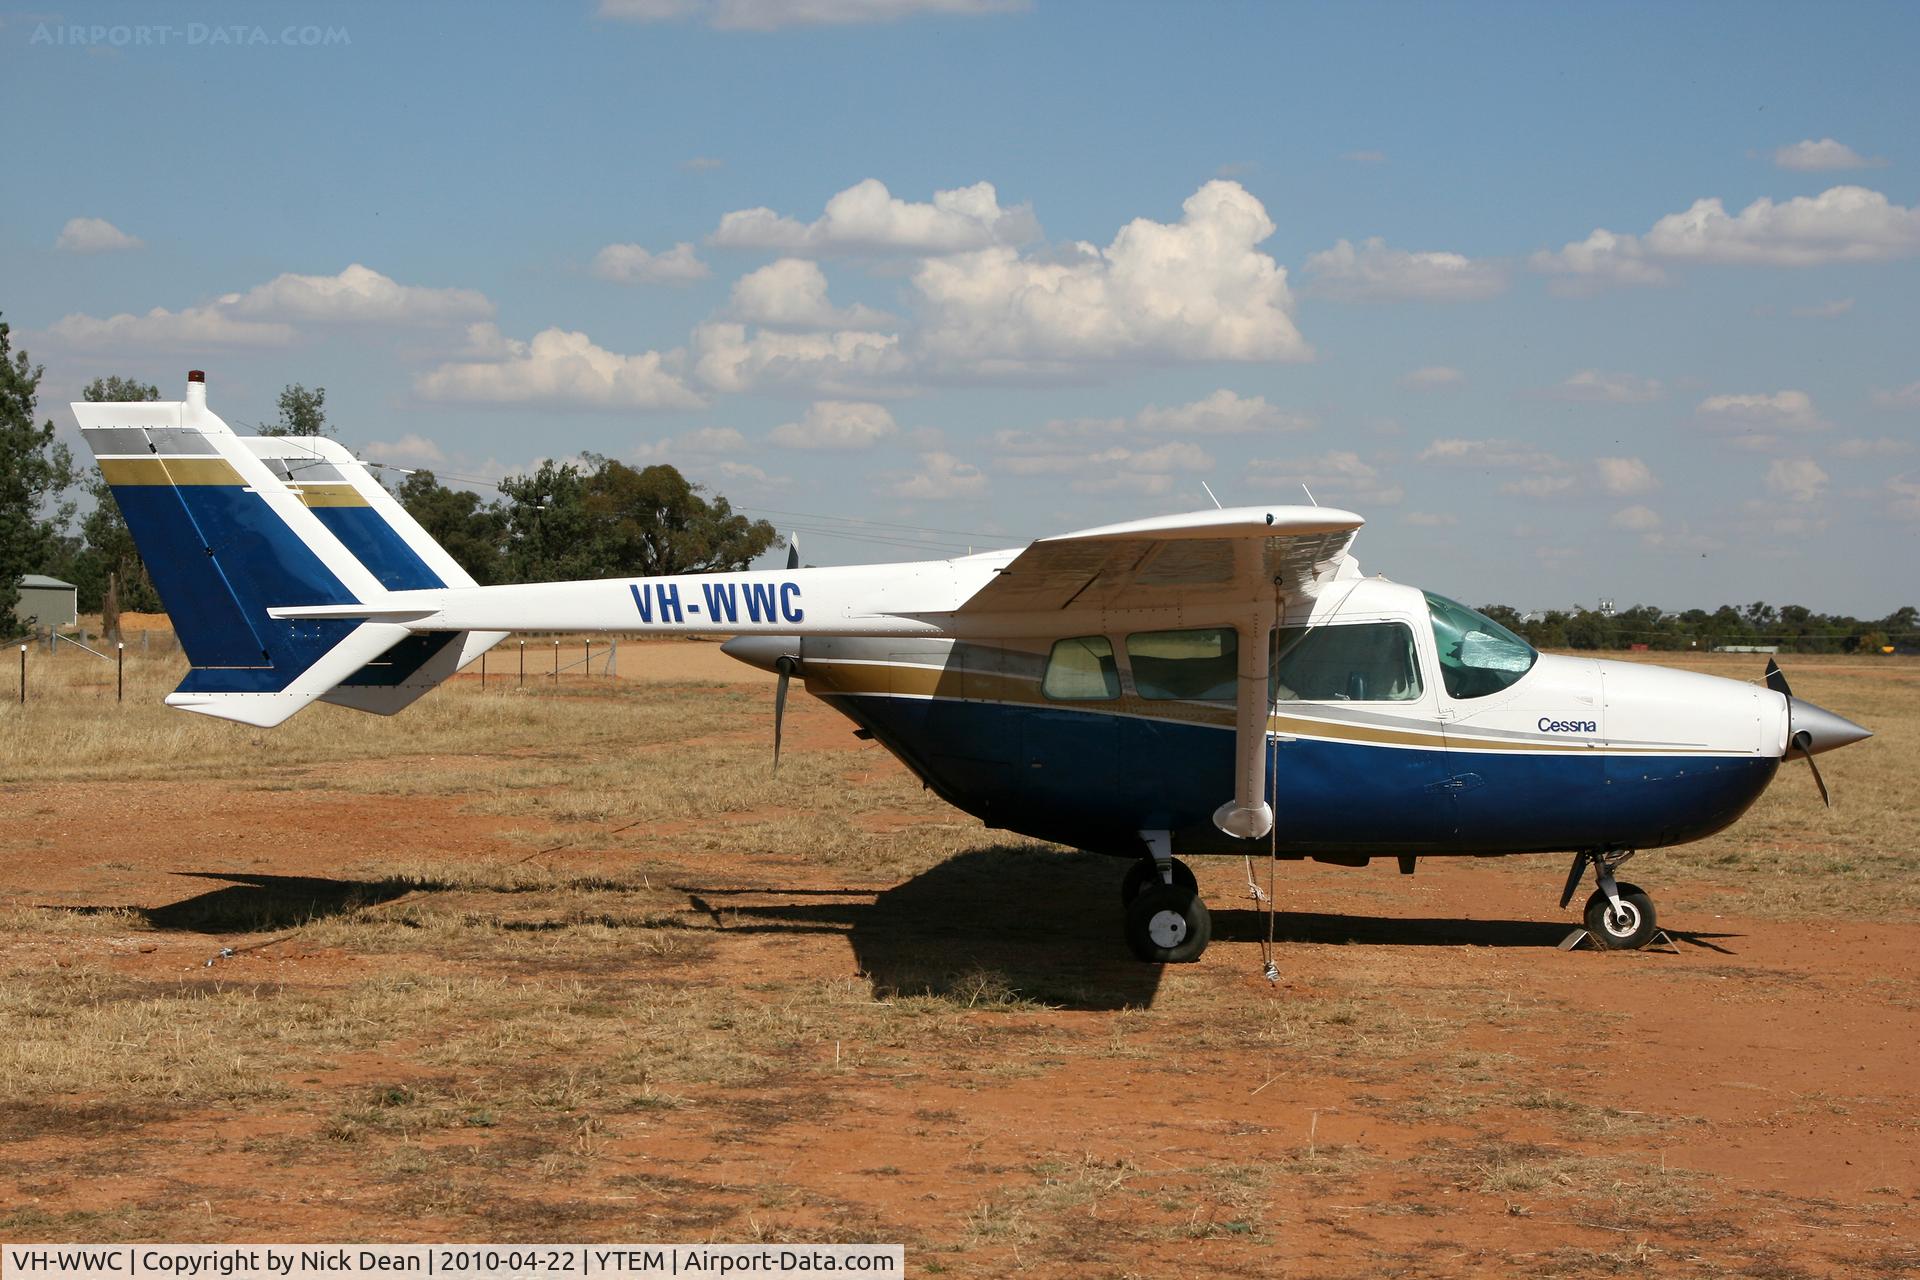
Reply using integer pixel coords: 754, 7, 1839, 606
1213, 553, 1279, 841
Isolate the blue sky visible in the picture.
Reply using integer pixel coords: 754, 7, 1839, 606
4, 0, 1916, 613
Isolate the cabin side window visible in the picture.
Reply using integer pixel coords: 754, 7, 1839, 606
1271, 622, 1423, 702
1424, 591, 1538, 698
1042, 635, 1121, 701
1126, 628, 1238, 702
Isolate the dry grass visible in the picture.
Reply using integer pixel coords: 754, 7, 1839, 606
1, 642, 1914, 1266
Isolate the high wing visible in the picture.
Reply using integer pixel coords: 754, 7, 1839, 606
957, 507, 1364, 614
954, 506, 1366, 843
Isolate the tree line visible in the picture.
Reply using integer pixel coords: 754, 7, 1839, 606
1, 317, 1912, 651
0, 318, 776, 636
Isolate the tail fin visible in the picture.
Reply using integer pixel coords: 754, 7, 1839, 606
242, 436, 506, 714
74, 371, 500, 726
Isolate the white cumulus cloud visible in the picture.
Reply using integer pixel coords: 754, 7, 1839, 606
1596, 456, 1660, 496
1134, 389, 1313, 436
632, 426, 750, 460
415, 328, 705, 410
911, 180, 1311, 372
1764, 457, 1829, 503
1644, 186, 1920, 266
1528, 228, 1667, 293
226, 264, 494, 324
1397, 365, 1466, 392
691, 321, 908, 396
1248, 450, 1403, 506
56, 216, 142, 253
1697, 389, 1829, 432
363, 434, 447, 467
1772, 138, 1888, 172
1305, 237, 1508, 302
1501, 474, 1575, 499
890, 451, 988, 500
1417, 438, 1568, 472
713, 178, 1036, 256
1546, 370, 1664, 403
1609, 505, 1663, 533
1889, 475, 1920, 521
1872, 380, 1920, 410
729, 258, 890, 329
49, 306, 293, 349
592, 241, 711, 285
768, 400, 898, 450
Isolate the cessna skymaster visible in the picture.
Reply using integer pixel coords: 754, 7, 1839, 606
75, 372, 1872, 963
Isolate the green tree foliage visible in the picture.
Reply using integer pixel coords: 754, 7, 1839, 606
0, 317, 78, 624
1489, 601, 1917, 655
391, 469, 508, 585
497, 454, 778, 581
64, 377, 165, 622
262, 383, 329, 437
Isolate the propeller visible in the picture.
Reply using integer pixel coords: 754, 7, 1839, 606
772, 655, 795, 774
786, 532, 801, 571
1764, 658, 1862, 809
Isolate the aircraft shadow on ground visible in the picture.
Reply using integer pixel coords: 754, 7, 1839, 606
64, 871, 418, 933
682, 845, 1164, 1012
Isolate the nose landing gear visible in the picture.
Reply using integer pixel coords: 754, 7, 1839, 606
1560, 849, 1660, 951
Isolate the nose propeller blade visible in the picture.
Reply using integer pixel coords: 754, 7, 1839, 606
1764, 658, 1791, 697
1791, 731, 1832, 808
786, 532, 801, 571
772, 655, 795, 775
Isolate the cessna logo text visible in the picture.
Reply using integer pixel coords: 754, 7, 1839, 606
1538, 717, 1598, 733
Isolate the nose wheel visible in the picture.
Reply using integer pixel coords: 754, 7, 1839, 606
1561, 850, 1660, 951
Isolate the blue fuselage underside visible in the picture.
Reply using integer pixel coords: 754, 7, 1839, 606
823, 693, 1778, 859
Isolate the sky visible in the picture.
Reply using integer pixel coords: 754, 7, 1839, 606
3, 0, 1917, 615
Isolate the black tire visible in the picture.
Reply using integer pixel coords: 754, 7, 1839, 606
1582, 883, 1658, 950
1125, 884, 1212, 963
1121, 857, 1198, 905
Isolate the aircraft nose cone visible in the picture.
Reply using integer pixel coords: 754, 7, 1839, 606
720, 634, 802, 674
1787, 696, 1872, 756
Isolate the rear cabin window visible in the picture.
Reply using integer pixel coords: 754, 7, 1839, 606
1127, 628, 1238, 702
1271, 622, 1424, 702
1042, 635, 1120, 701
1424, 592, 1538, 699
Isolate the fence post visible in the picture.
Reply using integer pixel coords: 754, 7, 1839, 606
552, 639, 560, 683
18, 644, 24, 704
607, 640, 617, 678
518, 640, 525, 687
117, 642, 124, 703
584, 639, 591, 678
480, 649, 487, 691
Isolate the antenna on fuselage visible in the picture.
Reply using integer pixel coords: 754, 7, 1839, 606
1200, 481, 1224, 509
1300, 483, 1319, 507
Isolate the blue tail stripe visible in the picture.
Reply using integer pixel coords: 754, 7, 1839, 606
310, 507, 445, 591
113, 482, 360, 693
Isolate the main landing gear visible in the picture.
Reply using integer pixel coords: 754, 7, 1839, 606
1560, 849, 1659, 951
1122, 832, 1212, 963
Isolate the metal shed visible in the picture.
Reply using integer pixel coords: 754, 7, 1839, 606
13, 574, 78, 631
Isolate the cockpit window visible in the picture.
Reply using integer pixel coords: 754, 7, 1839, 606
1126, 628, 1237, 702
1271, 622, 1423, 702
1424, 592, 1537, 699
1042, 636, 1120, 701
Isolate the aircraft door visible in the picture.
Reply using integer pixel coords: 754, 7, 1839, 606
1018, 636, 1123, 847
889, 643, 1019, 825
1266, 620, 1458, 850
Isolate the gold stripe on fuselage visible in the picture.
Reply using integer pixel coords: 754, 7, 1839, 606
806, 658, 1719, 757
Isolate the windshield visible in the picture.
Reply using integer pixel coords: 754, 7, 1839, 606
1424, 592, 1537, 699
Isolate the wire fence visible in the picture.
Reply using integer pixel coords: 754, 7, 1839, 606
6, 628, 639, 705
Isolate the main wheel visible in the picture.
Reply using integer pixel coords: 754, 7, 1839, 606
1125, 884, 1212, 963
1121, 857, 1198, 905
1582, 882, 1657, 950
